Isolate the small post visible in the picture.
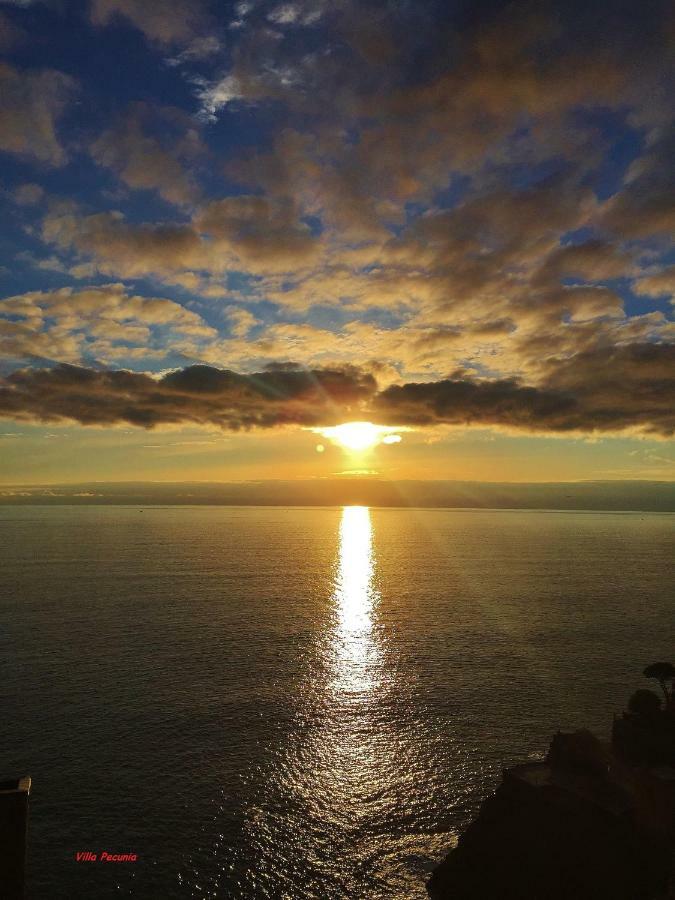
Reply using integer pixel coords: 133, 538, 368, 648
0, 776, 31, 899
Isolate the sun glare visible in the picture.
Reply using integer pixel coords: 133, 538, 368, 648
317, 421, 402, 452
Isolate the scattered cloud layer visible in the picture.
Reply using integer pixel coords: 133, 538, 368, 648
0, 0, 673, 445
0, 285, 215, 365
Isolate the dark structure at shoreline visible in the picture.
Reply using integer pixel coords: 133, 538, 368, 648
428, 667, 675, 899
0, 776, 31, 899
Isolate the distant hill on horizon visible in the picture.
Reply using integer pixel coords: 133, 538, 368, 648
1, 480, 673, 511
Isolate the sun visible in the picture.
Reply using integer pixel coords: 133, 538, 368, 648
316, 421, 402, 452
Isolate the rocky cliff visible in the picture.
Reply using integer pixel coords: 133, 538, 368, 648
428, 688, 675, 900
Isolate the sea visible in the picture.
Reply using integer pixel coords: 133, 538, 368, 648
2, 505, 673, 899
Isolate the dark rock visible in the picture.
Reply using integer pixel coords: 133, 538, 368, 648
428, 728, 674, 900
613, 709, 675, 768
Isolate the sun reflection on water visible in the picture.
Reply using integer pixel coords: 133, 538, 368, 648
234, 506, 439, 898
331, 506, 381, 697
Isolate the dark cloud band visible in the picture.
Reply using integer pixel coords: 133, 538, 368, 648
1, 344, 672, 436
0, 363, 376, 430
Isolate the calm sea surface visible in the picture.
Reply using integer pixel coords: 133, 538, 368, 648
2, 506, 673, 899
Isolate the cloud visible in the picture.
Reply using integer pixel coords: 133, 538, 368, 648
373, 344, 675, 437
196, 196, 319, 265
217, 0, 667, 206
11, 183, 44, 206
196, 71, 267, 120
633, 267, 675, 302
267, 4, 300, 26
601, 126, 675, 240
3, 0, 673, 441
0, 363, 376, 429
33, 160, 673, 385
532, 240, 636, 287
0, 285, 215, 365
90, 103, 203, 207
42, 195, 321, 282
165, 34, 220, 65
373, 377, 578, 432
224, 306, 258, 338
89, 0, 209, 46
267, 2, 322, 27
0, 62, 75, 165
1, 342, 673, 436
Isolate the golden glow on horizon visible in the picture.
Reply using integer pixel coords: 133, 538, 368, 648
316, 421, 402, 452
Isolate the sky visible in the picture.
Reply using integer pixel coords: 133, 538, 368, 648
0, 0, 674, 486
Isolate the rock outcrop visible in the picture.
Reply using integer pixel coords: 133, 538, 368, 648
428, 695, 675, 900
